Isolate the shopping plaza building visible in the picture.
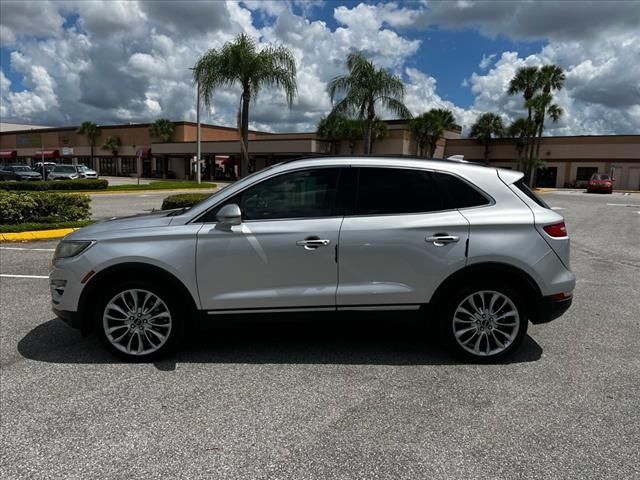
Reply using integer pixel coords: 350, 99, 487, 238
1, 121, 638, 189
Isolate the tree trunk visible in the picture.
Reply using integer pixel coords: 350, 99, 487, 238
535, 118, 545, 161
240, 91, 251, 178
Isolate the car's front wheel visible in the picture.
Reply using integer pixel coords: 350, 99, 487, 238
96, 282, 183, 361
442, 285, 528, 362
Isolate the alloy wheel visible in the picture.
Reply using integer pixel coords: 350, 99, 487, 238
102, 289, 172, 356
452, 290, 520, 357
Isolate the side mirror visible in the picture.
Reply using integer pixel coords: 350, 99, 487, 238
215, 203, 242, 230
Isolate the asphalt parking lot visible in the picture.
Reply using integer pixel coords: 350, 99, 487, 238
1, 191, 639, 479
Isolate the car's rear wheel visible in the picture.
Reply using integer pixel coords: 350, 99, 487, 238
96, 281, 183, 361
441, 285, 528, 362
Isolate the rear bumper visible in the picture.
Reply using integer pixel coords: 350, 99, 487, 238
530, 295, 573, 324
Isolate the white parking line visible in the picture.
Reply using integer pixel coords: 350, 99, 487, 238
606, 203, 640, 207
551, 207, 565, 211
0, 247, 55, 252
0, 274, 49, 279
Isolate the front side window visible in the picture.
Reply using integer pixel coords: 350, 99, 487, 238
204, 168, 341, 222
354, 167, 444, 215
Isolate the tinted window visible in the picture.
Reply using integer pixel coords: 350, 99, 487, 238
436, 173, 491, 209
577, 167, 598, 181
354, 168, 443, 215
54, 166, 76, 173
514, 178, 550, 209
205, 168, 341, 221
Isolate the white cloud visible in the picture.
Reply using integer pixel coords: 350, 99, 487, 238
479, 53, 496, 70
0, 0, 637, 136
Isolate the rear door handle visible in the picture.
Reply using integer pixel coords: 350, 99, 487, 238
425, 234, 460, 246
296, 238, 331, 250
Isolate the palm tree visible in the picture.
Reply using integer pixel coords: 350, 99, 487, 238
370, 117, 388, 153
317, 114, 346, 154
507, 118, 538, 181
149, 119, 175, 178
149, 119, 175, 143
102, 136, 121, 157
470, 113, 504, 165
343, 119, 364, 154
507, 66, 539, 161
76, 121, 100, 168
193, 33, 297, 177
328, 52, 411, 155
410, 108, 457, 158
533, 65, 565, 159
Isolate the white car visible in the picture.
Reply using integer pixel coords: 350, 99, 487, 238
48, 164, 98, 180
51, 156, 575, 361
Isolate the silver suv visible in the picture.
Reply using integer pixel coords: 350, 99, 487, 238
51, 157, 575, 361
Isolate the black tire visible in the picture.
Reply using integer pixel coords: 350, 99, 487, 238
440, 282, 528, 363
94, 280, 184, 361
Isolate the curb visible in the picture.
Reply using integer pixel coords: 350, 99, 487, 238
87, 187, 218, 195
0, 228, 77, 242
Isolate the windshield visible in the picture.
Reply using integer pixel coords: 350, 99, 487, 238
12, 166, 31, 172
54, 166, 77, 173
77, 165, 89, 171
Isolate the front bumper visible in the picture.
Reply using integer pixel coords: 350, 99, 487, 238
53, 307, 81, 329
530, 295, 573, 324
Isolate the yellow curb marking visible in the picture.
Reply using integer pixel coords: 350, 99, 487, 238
0, 228, 77, 243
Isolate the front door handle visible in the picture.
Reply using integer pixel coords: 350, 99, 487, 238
296, 238, 331, 250
425, 234, 460, 246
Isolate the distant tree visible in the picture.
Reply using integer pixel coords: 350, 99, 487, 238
76, 121, 100, 166
102, 136, 122, 157
149, 119, 175, 143
317, 114, 347, 154
149, 119, 175, 179
193, 33, 297, 177
470, 113, 504, 165
532, 65, 565, 160
328, 52, 411, 155
370, 117, 388, 153
507, 118, 538, 177
410, 108, 457, 158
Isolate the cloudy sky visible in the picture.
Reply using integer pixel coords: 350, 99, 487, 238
1, 0, 639, 136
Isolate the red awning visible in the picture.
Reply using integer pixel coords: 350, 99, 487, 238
0, 150, 17, 159
136, 148, 152, 159
33, 150, 60, 159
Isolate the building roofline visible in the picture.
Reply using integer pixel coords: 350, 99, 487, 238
0, 121, 267, 136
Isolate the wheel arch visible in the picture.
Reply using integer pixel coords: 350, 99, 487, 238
77, 262, 199, 335
428, 262, 543, 319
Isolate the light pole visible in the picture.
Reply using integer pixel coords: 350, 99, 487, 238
189, 67, 201, 184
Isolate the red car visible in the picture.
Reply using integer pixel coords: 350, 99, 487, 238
587, 173, 613, 194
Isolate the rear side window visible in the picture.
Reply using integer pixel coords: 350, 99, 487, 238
354, 168, 443, 215
514, 178, 550, 209
435, 173, 491, 209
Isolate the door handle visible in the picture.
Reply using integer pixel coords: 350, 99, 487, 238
296, 238, 331, 250
425, 234, 460, 246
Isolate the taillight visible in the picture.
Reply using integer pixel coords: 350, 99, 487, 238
543, 222, 568, 238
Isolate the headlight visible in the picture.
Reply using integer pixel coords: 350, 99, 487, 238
54, 241, 94, 260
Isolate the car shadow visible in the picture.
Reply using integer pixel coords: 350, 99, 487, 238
17, 313, 543, 369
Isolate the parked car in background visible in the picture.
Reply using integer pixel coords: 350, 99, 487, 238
76, 164, 98, 179
587, 173, 613, 194
0, 164, 43, 181
34, 162, 57, 180
51, 156, 575, 362
48, 164, 80, 180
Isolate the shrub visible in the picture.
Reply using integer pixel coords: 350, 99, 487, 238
0, 191, 91, 224
0, 179, 108, 191
161, 193, 211, 210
